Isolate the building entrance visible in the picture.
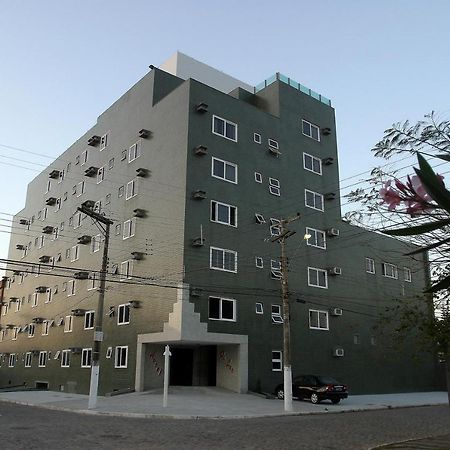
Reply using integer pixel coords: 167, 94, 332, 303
170, 348, 194, 386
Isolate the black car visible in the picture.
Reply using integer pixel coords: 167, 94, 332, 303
274, 375, 348, 404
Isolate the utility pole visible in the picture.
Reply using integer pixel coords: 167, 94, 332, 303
272, 213, 300, 413
78, 203, 113, 410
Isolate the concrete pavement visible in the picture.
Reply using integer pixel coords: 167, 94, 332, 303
0, 387, 447, 419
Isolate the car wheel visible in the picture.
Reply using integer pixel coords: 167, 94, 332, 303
331, 398, 340, 404
310, 393, 320, 404
276, 388, 284, 400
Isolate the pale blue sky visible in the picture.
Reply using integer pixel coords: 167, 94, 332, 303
1, 0, 450, 259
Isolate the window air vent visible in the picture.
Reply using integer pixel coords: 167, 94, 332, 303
194, 145, 207, 156
74, 271, 89, 280
324, 192, 336, 201
138, 129, 151, 139
192, 190, 207, 200
333, 347, 344, 357
69, 347, 82, 354
35, 286, 48, 293
87, 135, 101, 146
330, 307, 343, 316
71, 308, 85, 317
322, 127, 332, 135
84, 166, 99, 177
191, 237, 205, 247
32, 317, 44, 324
136, 168, 150, 178
328, 267, 342, 276
38, 255, 51, 263
133, 208, 147, 218
77, 235, 92, 245
196, 102, 208, 113
322, 157, 334, 165
45, 197, 57, 206
49, 170, 61, 179
19, 219, 29, 226
131, 251, 145, 260
42, 226, 54, 234
327, 228, 340, 237
16, 244, 25, 250
128, 300, 142, 308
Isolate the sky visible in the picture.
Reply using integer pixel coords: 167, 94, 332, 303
1, 0, 450, 261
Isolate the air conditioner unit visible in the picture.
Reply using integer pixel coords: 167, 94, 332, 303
131, 251, 145, 260
45, 197, 57, 206
196, 102, 208, 113
49, 170, 61, 179
136, 168, 150, 178
31, 350, 41, 356
84, 166, 99, 177
69, 347, 82, 354
9, 297, 19, 302
191, 237, 205, 247
268, 147, 281, 156
192, 190, 207, 200
327, 228, 340, 237
324, 192, 336, 201
87, 135, 101, 146
138, 129, 151, 139
39, 255, 51, 263
6, 324, 15, 329
35, 286, 48, 293
19, 219, 29, 226
71, 309, 85, 317
322, 127, 332, 135
32, 317, 44, 324
128, 300, 142, 308
77, 235, 92, 245
82, 200, 95, 209
194, 145, 207, 156
16, 244, 25, 250
328, 267, 342, 276
74, 271, 89, 280
42, 226, 54, 234
333, 348, 344, 357
133, 208, 147, 218
330, 308, 343, 316
322, 157, 334, 165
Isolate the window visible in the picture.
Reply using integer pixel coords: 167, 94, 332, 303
210, 201, 237, 227
100, 133, 108, 151
268, 139, 279, 149
81, 149, 88, 165
255, 213, 266, 224
255, 302, 264, 314
268, 178, 280, 196
25, 352, 32, 368
109, 158, 115, 169
303, 153, 322, 175
71, 244, 80, 262
123, 218, 136, 239
105, 193, 111, 205
118, 185, 124, 197
12, 327, 18, 340
76, 155, 80, 165
84, 310, 95, 329
0, 329, 6, 341
254, 133, 261, 144
61, 349, 70, 367
118, 303, 130, 325
212, 115, 237, 142
42, 320, 51, 336
306, 227, 326, 249
302, 119, 320, 141
271, 304, 283, 324
366, 258, 375, 274
254, 172, 262, 183
115, 346, 128, 368
15, 298, 22, 312
91, 234, 101, 253
305, 189, 324, 211
58, 170, 64, 184
67, 279, 76, 296
81, 348, 92, 368
73, 212, 82, 228
64, 315, 73, 332
77, 181, 85, 197
272, 351, 282, 371
309, 310, 329, 330
210, 246, 237, 273
45, 288, 52, 303
120, 260, 133, 280
208, 296, 236, 321
115, 223, 121, 236
46, 179, 51, 193
255, 257, 264, 268
97, 166, 105, 184
106, 347, 113, 359
8, 354, 16, 368
32, 293, 38, 308
270, 218, 281, 236
271, 260, 282, 279
87, 273, 99, 291
211, 157, 237, 184
308, 267, 328, 289
128, 141, 141, 162
38, 351, 47, 367
404, 267, 412, 282
126, 179, 138, 200
353, 334, 361, 345
382, 263, 398, 279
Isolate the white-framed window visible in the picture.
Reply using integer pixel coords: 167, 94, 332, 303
97, 166, 105, 184
382, 263, 398, 279
128, 140, 141, 163
303, 153, 322, 175
106, 347, 113, 359
12, 327, 18, 340
269, 178, 280, 196
268, 138, 279, 149
67, 279, 76, 296
46, 179, 51, 193
272, 350, 282, 371
87, 273, 99, 291
81, 348, 92, 368
84, 310, 95, 329
58, 170, 64, 184
120, 260, 133, 280
353, 334, 361, 345
255, 302, 264, 314
114, 346, 128, 368
45, 288, 52, 303
91, 234, 101, 253
0, 329, 6, 341
8, 353, 16, 367
306, 227, 326, 249
305, 189, 324, 211
118, 303, 130, 325
209, 246, 237, 273
255, 213, 266, 224
404, 267, 412, 282
100, 133, 108, 151
123, 218, 136, 239
81, 149, 88, 165
32, 293, 38, 307
308, 267, 328, 289
15, 298, 22, 312
55, 197, 61, 212
94, 200, 102, 214
38, 351, 47, 367
126, 179, 138, 200
210, 200, 237, 227
64, 315, 73, 333
73, 211, 82, 228
254, 172, 262, 183
109, 158, 114, 170
211, 157, 237, 184
309, 309, 329, 330
271, 304, 283, 324
212, 115, 237, 142
302, 119, 320, 141
2, 302, 9, 315
61, 349, 70, 368
208, 296, 236, 321
42, 320, 51, 336
254, 133, 261, 144
255, 257, 264, 268
366, 258, 375, 274
71, 244, 80, 262
270, 218, 281, 236
271, 260, 282, 280
25, 352, 32, 368
77, 181, 85, 197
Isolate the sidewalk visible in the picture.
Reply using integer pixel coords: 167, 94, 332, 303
0, 387, 447, 419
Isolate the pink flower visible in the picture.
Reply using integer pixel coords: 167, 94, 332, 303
409, 175, 432, 202
379, 181, 402, 211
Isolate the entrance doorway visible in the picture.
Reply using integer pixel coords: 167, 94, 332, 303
170, 348, 194, 386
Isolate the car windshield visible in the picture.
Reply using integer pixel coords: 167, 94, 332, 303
317, 376, 340, 385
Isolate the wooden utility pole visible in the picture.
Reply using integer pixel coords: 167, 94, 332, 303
272, 214, 300, 412
78, 204, 113, 410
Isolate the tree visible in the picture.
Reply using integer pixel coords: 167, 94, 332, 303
346, 113, 450, 408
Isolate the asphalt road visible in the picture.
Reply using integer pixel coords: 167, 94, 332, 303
0, 402, 448, 450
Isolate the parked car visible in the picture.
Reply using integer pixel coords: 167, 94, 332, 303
274, 375, 348, 404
